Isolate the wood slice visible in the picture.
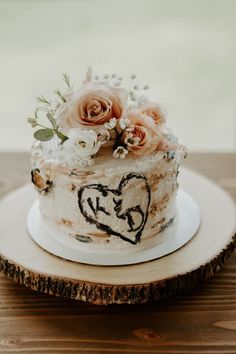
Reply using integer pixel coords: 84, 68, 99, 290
0, 168, 235, 305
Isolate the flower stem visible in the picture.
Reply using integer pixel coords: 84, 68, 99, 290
37, 123, 50, 129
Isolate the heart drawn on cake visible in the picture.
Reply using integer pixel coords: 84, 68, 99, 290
78, 173, 151, 244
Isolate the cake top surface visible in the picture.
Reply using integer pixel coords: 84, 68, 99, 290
28, 69, 184, 169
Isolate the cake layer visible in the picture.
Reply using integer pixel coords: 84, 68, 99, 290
31, 143, 180, 249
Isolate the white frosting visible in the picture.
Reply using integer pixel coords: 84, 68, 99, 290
31, 142, 180, 250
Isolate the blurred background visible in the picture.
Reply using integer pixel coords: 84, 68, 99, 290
0, 0, 235, 152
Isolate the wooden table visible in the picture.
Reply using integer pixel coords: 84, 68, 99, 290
0, 152, 235, 354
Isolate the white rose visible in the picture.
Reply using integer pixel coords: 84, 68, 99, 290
63, 128, 101, 163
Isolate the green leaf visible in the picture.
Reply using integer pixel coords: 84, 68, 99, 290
47, 113, 58, 130
34, 128, 54, 141
56, 131, 69, 143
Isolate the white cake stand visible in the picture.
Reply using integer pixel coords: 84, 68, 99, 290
0, 168, 235, 305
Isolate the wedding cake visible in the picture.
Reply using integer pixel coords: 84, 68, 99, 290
28, 70, 184, 251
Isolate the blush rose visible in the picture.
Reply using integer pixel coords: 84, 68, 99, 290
140, 102, 165, 125
57, 83, 127, 133
122, 111, 162, 158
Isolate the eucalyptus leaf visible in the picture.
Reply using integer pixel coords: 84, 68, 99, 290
56, 131, 69, 143
47, 113, 58, 130
34, 128, 54, 141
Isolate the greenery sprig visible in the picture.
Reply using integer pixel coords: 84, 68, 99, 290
27, 73, 72, 144
37, 95, 50, 105
62, 72, 72, 90
54, 89, 66, 103
27, 111, 68, 143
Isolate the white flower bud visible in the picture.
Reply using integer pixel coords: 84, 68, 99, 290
113, 146, 128, 159
125, 133, 141, 146
119, 118, 131, 130
104, 118, 117, 130
27, 117, 38, 128
98, 129, 110, 144
126, 124, 134, 132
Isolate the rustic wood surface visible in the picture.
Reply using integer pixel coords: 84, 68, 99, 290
0, 152, 235, 353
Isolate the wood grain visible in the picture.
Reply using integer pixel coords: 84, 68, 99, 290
0, 152, 235, 353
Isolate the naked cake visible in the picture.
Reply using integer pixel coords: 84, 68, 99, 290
28, 70, 185, 251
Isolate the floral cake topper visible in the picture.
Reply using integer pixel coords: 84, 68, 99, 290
28, 68, 181, 167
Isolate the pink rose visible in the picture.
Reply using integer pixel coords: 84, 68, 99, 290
140, 102, 165, 125
122, 111, 162, 158
57, 83, 127, 133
